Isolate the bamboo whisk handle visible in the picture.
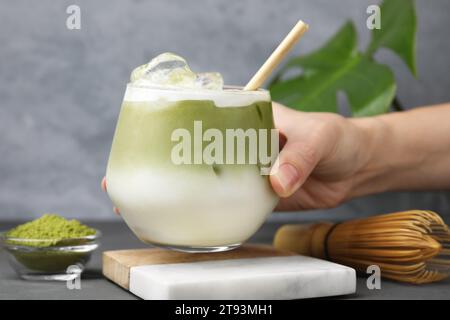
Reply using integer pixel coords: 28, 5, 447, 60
273, 223, 335, 259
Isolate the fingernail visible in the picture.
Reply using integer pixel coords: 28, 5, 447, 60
275, 163, 300, 195
101, 178, 107, 192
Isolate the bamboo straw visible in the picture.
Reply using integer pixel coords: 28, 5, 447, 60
244, 20, 309, 91
274, 210, 450, 284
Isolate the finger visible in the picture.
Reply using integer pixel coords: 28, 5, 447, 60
113, 206, 121, 216
279, 131, 287, 150
270, 141, 319, 198
274, 184, 316, 211
275, 193, 307, 211
101, 177, 107, 192
272, 102, 301, 135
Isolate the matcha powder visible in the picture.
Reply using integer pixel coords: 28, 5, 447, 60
6, 214, 96, 247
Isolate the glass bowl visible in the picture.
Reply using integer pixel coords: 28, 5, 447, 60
0, 230, 101, 281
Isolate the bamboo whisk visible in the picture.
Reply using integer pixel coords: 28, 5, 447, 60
274, 210, 450, 284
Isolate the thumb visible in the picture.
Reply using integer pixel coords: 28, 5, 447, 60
270, 142, 318, 198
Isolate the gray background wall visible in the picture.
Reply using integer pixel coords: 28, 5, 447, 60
1, 0, 449, 222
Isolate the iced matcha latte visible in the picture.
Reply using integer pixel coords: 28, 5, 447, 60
106, 53, 278, 252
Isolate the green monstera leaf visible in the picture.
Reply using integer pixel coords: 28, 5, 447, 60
367, 0, 417, 75
270, 22, 396, 116
270, 0, 417, 116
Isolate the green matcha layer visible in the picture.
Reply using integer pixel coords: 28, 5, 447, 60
107, 99, 275, 174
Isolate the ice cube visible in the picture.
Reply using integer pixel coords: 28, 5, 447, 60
130, 52, 223, 90
130, 53, 196, 87
195, 72, 224, 90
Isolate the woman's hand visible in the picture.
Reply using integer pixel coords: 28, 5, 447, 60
271, 102, 450, 211
270, 102, 375, 210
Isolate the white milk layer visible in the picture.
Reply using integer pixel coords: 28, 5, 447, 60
106, 167, 278, 247
124, 84, 271, 107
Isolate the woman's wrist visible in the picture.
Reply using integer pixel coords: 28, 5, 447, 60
349, 106, 450, 199
347, 115, 395, 198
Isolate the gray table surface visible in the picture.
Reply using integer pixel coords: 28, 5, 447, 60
0, 220, 449, 300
